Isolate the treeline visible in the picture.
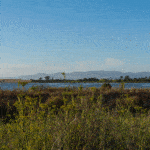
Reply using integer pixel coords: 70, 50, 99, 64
113, 75, 150, 83
30, 75, 150, 83
30, 77, 100, 83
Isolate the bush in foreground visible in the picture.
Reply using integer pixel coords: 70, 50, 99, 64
0, 84, 150, 149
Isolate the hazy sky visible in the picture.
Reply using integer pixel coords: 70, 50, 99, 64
0, 0, 150, 78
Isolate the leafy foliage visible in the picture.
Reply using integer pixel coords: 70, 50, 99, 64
0, 85, 150, 149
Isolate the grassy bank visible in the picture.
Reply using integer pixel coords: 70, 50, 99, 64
0, 79, 32, 83
0, 83, 150, 149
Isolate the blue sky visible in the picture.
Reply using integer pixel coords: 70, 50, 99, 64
0, 0, 150, 78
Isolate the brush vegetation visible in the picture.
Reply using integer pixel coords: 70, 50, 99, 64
0, 82, 150, 149
0, 79, 31, 83
31, 75, 150, 83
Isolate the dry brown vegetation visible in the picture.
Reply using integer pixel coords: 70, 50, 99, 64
0, 79, 32, 83
0, 84, 150, 149
1, 85, 150, 121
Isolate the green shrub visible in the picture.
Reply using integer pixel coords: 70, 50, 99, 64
101, 83, 112, 89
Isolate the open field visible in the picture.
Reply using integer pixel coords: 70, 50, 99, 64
0, 83, 150, 149
0, 79, 32, 83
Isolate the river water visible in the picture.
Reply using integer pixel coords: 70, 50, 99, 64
0, 82, 150, 91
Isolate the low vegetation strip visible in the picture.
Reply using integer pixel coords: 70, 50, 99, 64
0, 79, 32, 83
0, 83, 150, 149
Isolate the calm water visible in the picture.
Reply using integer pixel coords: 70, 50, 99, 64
0, 82, 150, 91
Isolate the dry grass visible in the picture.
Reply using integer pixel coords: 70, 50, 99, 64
0, 79, 32, 83
0, 84, 150, 149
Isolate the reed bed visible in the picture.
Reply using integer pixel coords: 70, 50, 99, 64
0, 83, 150, 149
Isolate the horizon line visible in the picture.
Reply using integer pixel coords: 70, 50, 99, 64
1, 70, 150, 79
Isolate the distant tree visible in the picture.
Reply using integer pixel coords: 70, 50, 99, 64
30, 79, 34, 82
39, 77, 42, 80
61, 72, 66, 79
83, 78, 88, 81
124, 75, 130, 81
120, 76, 123, 80
44, 76, 50, 80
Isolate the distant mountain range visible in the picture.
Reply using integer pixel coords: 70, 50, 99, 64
13, 70, 150, 80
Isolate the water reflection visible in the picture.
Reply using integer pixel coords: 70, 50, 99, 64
0, 82, 150, 91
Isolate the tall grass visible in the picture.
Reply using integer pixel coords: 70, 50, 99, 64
0, 83, 150, 149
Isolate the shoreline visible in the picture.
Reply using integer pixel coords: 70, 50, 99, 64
0, 79, 32, 83
1, 79, 150, 84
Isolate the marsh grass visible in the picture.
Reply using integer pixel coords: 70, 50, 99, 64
0, 83, 150, 149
